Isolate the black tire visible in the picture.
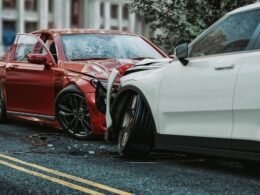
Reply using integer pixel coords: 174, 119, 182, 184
0, 87, 7, 123
56, 85, 92, 139
114, 92, 155, 157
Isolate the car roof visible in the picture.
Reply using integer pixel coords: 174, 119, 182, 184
32, 29, 139, 36
228, 2, 260, 15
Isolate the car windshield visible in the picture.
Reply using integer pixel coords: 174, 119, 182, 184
61, 34, 164, 60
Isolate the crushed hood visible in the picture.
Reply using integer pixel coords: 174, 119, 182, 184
63, 59, 136, 79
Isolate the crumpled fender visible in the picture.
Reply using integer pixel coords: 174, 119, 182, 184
66, 77, 95, 94
61, 77, 107, 135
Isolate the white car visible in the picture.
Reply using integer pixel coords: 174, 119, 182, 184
106, 3, 260, 160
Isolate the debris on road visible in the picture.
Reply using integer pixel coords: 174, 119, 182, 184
88, 151, 95, 154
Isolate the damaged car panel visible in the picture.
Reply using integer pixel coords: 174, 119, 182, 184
124, 58, 174, 75
106, 3, 260, 161
0, 29, 168, 139
104, 58, 173, 142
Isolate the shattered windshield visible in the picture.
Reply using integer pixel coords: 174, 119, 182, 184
61, 34, 164, 60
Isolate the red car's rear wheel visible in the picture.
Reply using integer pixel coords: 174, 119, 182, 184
56, 87, 92, 139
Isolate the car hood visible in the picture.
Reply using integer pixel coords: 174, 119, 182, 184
124, 58, 174, 75
63, 59, 136, 79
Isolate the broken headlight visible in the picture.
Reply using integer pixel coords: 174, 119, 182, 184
91, 79, 119, 114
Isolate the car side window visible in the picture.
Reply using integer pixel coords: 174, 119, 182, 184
15, 34, 38, 62
189, 9, 260, 57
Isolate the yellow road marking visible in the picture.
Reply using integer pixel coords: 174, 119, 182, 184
0, 160, 103, 195
0, 154, 133, 195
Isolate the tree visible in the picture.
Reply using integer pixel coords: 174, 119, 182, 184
129, 0, 256, 54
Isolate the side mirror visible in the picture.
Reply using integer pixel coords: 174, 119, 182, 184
27, 53, 48, 65
175, 43, 189, 66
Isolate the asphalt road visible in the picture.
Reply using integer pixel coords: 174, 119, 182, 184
0, 119, 260, 195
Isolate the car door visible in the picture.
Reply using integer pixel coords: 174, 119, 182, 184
158, 9, 260, 149
5, 33, 57, 117
232, 30, 260, 152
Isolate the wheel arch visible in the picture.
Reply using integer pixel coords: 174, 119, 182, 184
54, 84, 82, 117
65, 78, 95, 94
55, 76, 95, 110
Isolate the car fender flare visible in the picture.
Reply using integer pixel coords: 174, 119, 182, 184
66, 77, 95, 93
111, 85, 158, 139
56, 78, 95, 109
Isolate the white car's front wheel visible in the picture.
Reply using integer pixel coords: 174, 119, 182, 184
115, 92, 155, 157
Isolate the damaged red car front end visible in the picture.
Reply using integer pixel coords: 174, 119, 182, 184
0, 29, 168, 139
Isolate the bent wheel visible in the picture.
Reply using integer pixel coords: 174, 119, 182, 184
57, 93, 92, 139
116, 93, 155, 157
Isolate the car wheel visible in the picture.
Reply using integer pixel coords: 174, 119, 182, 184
0, 88, 7, 123
115, 92, 155, 157
56, 86, 92, 139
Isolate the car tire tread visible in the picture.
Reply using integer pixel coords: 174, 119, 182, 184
116, 92, 155, 157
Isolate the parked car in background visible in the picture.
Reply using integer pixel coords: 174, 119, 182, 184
0, 29, 168, 139
106, 3, 260, 160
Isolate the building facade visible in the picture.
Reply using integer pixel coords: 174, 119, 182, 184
0, 0, 148, 54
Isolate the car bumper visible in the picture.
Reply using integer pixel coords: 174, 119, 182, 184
106, 69, 120, 129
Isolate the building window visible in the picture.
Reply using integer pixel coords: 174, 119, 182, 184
71, 0, 80, 27
3, 0, 16, 9
100, 24, 105, 29
123, 27, 128, 31
25, 22, 38, 33
48, 0, 53, 13
25, 0, 37, 11
48, 22, 54, 29
100, 2, 104, 18
123, 5, 129, 20
111, 4, 118, 19
3, 21, 16, 49
111, 26, 119, 30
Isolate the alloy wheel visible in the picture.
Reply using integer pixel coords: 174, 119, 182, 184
118, 95, 138, 152
57, 94, 92, 138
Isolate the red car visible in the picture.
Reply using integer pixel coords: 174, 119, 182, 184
0, 29, 168, 139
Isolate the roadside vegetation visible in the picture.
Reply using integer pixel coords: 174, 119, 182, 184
129, 0, 255, 53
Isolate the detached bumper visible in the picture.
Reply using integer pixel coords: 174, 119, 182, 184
105, 69, 120, 142
106, 69, 120, 129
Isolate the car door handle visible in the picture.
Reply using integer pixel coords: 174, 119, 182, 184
214, 65, 235, 71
